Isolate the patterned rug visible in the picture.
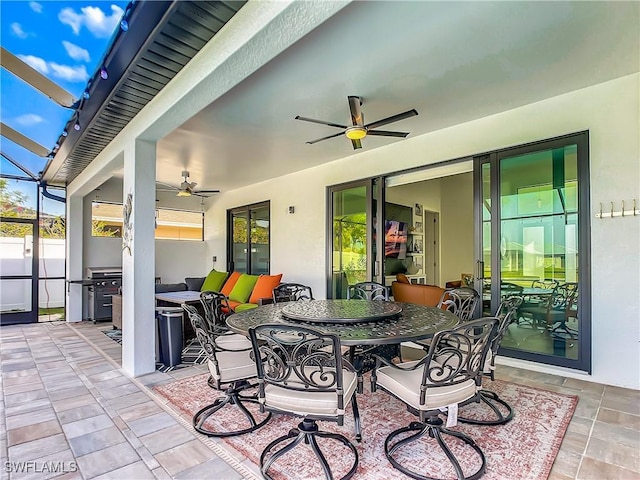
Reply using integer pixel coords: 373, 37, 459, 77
154, 373, 577, 480
102, 328, 206, 373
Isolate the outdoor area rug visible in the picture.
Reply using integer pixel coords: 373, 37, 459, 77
154, 373, 577, 480
102, 328, 206, 372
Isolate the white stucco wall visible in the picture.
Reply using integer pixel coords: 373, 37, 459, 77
203, 74, 640, 389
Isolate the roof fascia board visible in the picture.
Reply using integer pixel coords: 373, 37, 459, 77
66, 0, 352, 198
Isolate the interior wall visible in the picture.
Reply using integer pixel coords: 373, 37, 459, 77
439, 173, 474, 286
203, 74, 639, 389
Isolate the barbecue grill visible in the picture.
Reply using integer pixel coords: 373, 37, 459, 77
86, 267, 122, 323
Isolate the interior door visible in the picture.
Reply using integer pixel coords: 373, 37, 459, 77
475, 132, 590, 372
0, 218, 38, 325
327, 180, 375, 299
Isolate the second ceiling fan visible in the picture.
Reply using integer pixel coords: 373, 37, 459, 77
295, 96, 418, 150
156, 170, 220, 197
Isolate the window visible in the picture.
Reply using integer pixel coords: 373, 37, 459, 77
228, 202, 270, 274
91, 201, 203, 240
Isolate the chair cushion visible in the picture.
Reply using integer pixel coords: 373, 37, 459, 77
376, 360, 476, 411
220, 272, 242, 296
201, 270, 228, 292
210, 350, 257, 383
264, 370, 357, 417
229, 274, 260, 303
249, 274, 283, 304
155, 283, 187, 294
214, 332, 253, 350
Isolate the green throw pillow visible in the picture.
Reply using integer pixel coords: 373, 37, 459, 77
234, 303, 258, 312
229, 274, 260, 303
201, 269, 229, 292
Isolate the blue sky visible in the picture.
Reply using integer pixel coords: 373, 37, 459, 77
1, 0, 129, 210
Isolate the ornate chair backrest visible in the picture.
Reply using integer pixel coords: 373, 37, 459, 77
200, 291, 231, 334
551, 282, 579, 311
420, 317, 497, 404
249, 324, 352, 422
272, 283, 314, 303
183, 303, 252, 389
531, 279, 559, 290
438, 287, 480, 322
346, 281, 389, 301
490, 296, 524, 361
183, 303, 220, 377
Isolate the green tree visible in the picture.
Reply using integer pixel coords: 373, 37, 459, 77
0, 179, 33, 237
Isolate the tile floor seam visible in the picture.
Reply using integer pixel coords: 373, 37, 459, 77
45, 324, 173, 480
65, 321, 258, 479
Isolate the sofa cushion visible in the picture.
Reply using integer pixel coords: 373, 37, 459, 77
186, 277, 206, 291
200, 270, 228, 292
249, 274, 283, 304
220, 272, 242, 296
235, 303, 259, 312
229, 274, 260, 303
155, 283, 187, 294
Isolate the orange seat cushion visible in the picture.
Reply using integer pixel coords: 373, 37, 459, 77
249, 274, 283, 304
396, 273, 411, 284
220, 272, 242, 297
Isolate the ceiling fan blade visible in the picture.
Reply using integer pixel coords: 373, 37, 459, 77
347, 95, 364, 127
1, 122, 50, 157
351, 138, 362, 150
348, 96, 364, 126
366, 130, 410, 138
195, 189, 220, 194
156, 181, 179, 190
295, 116, 347, 129
306, 132, 345, 145
365, 109, 418, 130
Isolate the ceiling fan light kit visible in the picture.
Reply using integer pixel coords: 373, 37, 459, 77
296, 96, 418, 150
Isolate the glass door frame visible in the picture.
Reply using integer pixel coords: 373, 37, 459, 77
0, 216, 39, 325
326, 179, 383, 298
474, 131, 591, 372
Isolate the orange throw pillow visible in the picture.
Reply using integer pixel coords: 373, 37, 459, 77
220, 271, 242, 297
249, 274, 283, 304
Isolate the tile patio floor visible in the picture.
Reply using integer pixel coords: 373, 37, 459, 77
1, 320, 638, 480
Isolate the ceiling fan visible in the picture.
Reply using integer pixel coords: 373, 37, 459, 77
295, 96, 418, 150
156, 170, 220, 197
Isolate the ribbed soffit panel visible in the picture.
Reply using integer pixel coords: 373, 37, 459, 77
49, 1, 246, 186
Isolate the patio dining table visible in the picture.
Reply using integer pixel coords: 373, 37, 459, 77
226, 299, 459, 346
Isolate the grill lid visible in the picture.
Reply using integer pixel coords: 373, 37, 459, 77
86, 267, 122, 279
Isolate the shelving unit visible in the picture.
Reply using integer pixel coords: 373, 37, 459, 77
406, 205, 426, 284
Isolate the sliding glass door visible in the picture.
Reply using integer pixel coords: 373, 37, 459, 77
476, 132, 590, 372
327, 180, 381, 298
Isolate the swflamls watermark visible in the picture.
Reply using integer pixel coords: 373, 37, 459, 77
4, 461, 78, 474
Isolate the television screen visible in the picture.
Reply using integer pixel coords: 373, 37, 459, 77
384, 220, 408, 259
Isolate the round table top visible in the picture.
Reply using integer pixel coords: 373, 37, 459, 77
226, 300, 459, 346
281, 299, 403, 323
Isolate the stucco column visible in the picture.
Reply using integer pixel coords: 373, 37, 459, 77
122, 139, 156, 376
65, 195, 83, 322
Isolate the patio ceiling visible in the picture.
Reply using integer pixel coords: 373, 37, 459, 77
43, 1, 639, 193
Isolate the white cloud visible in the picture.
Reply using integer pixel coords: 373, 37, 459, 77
11, 23, 29, 39
17, 54, 49, 74
29, 2, 43, 13
58, 4, 124, 38
15, 114, 45, 127
62, 41, 90, 62
49, 63, 89, 82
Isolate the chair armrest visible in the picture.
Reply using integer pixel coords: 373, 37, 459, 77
257, 297, 274, 306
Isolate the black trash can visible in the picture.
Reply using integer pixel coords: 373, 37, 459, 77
156, 308, 184, 367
